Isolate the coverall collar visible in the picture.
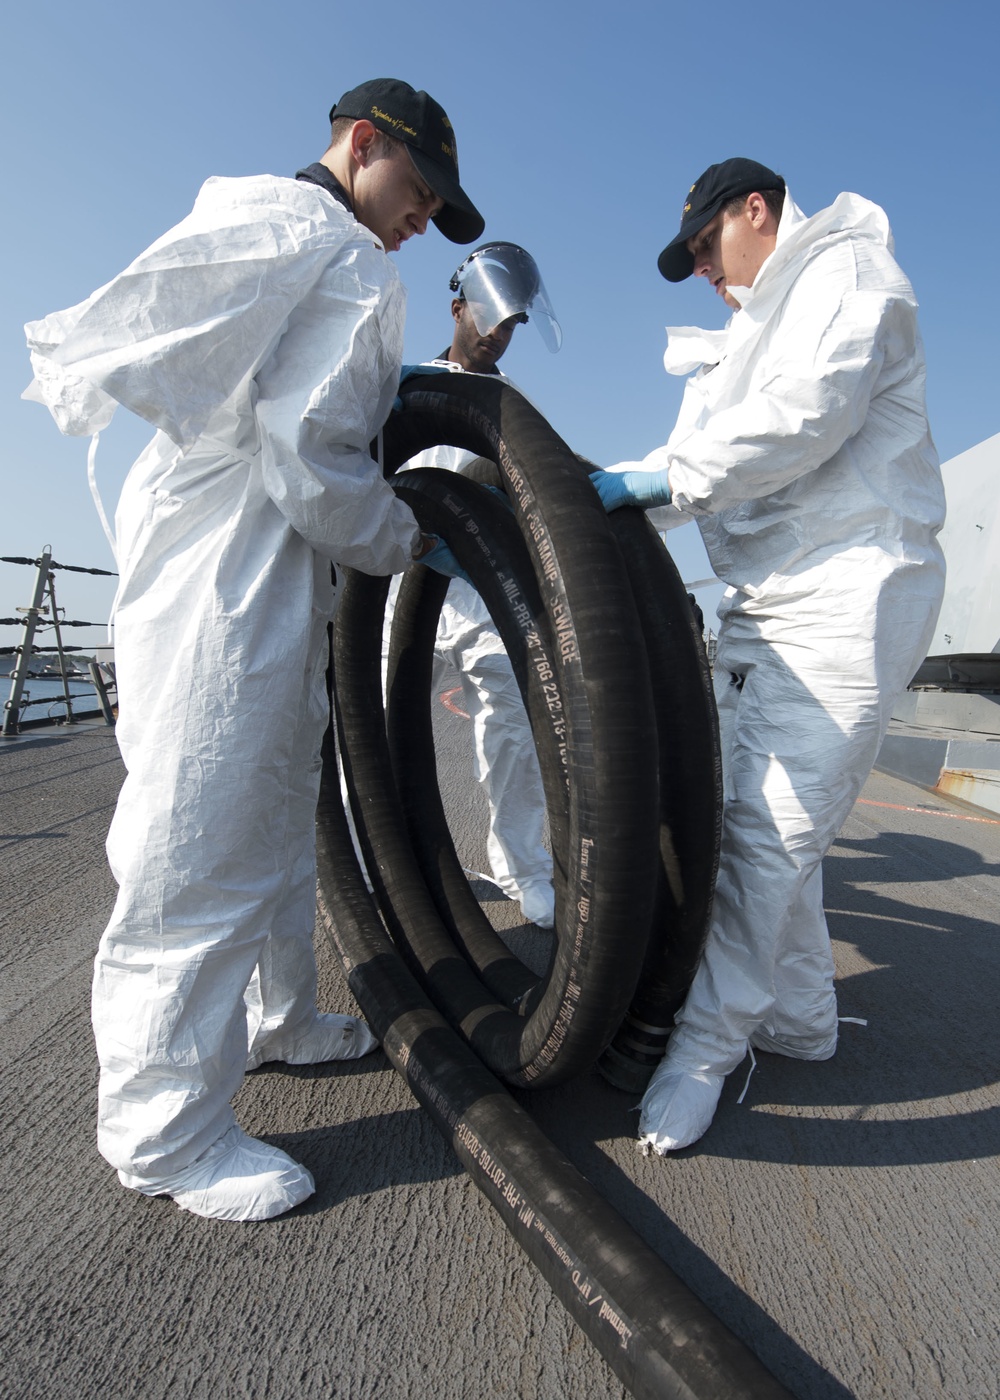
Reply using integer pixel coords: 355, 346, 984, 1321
295, 163, 355, 215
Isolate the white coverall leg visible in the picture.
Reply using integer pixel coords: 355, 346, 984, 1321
93, 527, 343, 1209
439, 587, 554, 927
244, 596, 377, 1071
390, 426, 556, 929
640, 567, 941, 1152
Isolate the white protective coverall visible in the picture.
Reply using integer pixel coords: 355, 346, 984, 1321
24, 174, 423, 1210
627, 191, 946, 1152
393, 361, 554, 928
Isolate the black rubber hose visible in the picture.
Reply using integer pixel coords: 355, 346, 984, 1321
379, 374, 719, 1085
315, 721, 791, 1400
383, 459, 722, 1093
334, 374, 664, 1086
598, 508, 723, 1090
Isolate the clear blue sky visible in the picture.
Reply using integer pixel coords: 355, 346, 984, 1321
3, 0, 997, 644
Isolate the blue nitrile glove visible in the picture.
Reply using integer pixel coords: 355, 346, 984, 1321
589, 468, 672, 512
393, 362, 453, 411
418, 535, 473, 585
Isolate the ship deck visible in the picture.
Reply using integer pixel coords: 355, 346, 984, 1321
2, 715, 998, 1400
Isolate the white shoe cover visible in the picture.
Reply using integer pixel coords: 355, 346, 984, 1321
247, 1012, 379, 1072
126, 1125, 315, 1222
519, 882, 555, 929
637, 1065, 726, 1155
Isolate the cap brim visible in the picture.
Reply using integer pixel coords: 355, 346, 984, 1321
408, 147, 485, 244
657, 201, 723, 282
657, 240, 695, 282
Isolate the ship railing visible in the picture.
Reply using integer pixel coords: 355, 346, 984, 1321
2, 549, 117, 737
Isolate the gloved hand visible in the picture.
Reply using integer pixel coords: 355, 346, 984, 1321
416, 535, 473, 584
589, 468, 672, 512
393, 362, 453, 411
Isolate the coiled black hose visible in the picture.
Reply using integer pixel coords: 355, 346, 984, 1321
338, 373, 720, 1085
316, 375, 787, 1398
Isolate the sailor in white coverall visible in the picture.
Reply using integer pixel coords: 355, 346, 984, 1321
589, 158, 945, 1153
398, 243, 562, 929
23, 79, 484, 1220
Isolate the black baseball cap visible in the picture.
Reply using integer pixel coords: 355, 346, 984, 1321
329, 78, 485, 244
658, 158, 785, 282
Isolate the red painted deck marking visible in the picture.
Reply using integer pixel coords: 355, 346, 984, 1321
440, 687, 470, 719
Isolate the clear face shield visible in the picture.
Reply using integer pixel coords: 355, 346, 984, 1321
449, 242, 562, 353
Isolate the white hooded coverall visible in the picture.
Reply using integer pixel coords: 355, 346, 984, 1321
632, 192, 946, 1150
24, 175, 423, 1186
395, 362, 554, 928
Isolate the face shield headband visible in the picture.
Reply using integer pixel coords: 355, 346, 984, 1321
449, 243, 562, 353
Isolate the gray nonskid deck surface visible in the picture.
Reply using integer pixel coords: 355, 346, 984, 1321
2, 720, 998, 1399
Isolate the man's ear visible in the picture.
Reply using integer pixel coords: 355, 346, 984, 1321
745, 191, 772, 232
349, 119, 379, 168
451, 298, 465, 325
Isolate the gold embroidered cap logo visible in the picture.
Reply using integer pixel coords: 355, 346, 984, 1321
370, 105, 418, 140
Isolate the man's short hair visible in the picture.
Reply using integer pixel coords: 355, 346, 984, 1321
723, 187, 785, 223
